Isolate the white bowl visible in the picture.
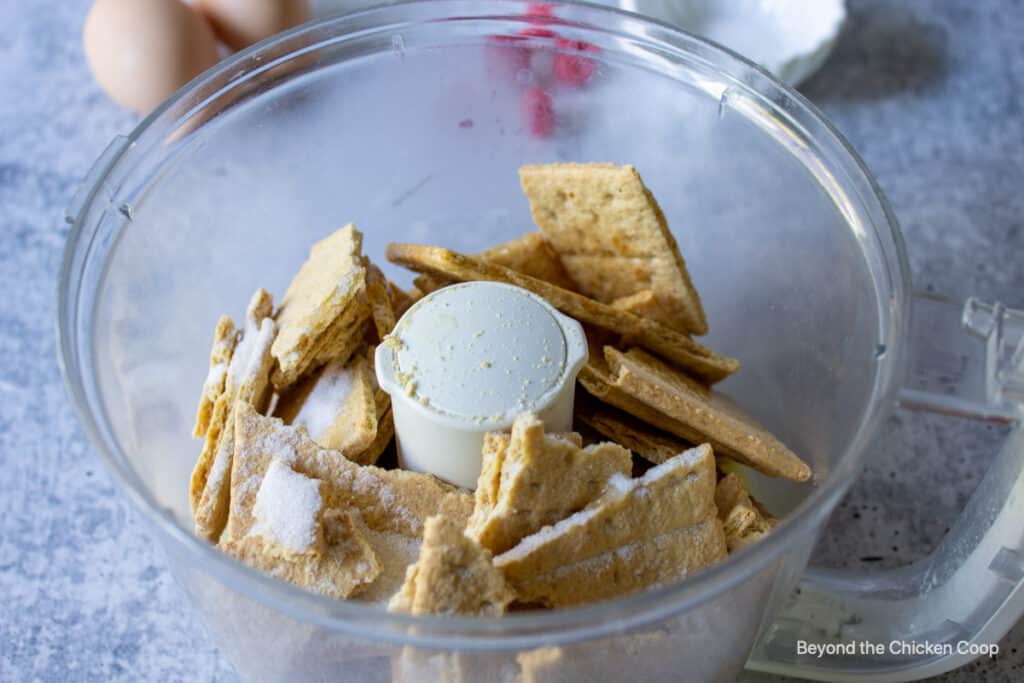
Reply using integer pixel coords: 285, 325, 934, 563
313, 0, 846, 85
621, 0, 846, 85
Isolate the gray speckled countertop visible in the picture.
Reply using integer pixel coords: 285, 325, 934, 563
1, 1, 1022, 681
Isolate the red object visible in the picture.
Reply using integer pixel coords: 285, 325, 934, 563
487, 33, 531, 73
523, 88, 555, 137
519, 27, 558, 40
554, 39, 599, 87
526, 3, 555, 21
487, 27, 560, 79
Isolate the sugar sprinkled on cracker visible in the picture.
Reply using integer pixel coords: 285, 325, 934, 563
494, 444, 725, 606
466, 413, 631, 554
190, 289, 277, 543
253, 460, 323, 555
193, 315, 237, 438
275, 354, 379, 456
229, 402, 471, 540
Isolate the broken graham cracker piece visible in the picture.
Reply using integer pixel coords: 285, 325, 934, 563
494, 444, 725, 607
227, 402, 472, 542
220, 457, 381, 599
519, 163, 707, 335
575, 394, 688, 465
275, 353, 378, 457
388, 280, 421, 319
466, 413, 632, 555
410, 231, 577, 296
385, 243, 738, 384
611, 289, 661, 320
364, 260, 398, 340
343, 346, 395, 467
351, 404, 394, 467
592, 346, 811, 482
480, 231, 577, 290
271, 225, 370, 388
306, 310, 370, 379
193, 316, 238, 438
190, 289, 277, 542
413, 274, 448, 295
716, 472, 778, 552
389, 516, 513, 616
191, 395, 236, 541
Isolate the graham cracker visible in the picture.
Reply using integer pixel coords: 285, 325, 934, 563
716, 473, 777, 552
229, 402, 472, 539
364, 261, 397, 340
388, 280, 421, 319
610, 289, 661, 321
410, 232, 576, 297
559, 256, 655, 305
466, 413, 631, 555
598, 347, 811, 481
275, 353, 378, 456
349, 405, 394, 467
191, 394, 235, 542
413, 274, 449, 295
190, 290, 277, 542
510, 519, 725, 607
192, 315, 238, 438
575, 395, 688, 465
271, 225, 369, 388
300, 299, 370, 383
385, 243, 738, 384
389, 515, 513, 616
519, 163, 707, 334
345, 347, 394, 466
494, 444, 724, 607
480, 231, 577, 290
219, 460, 382, 599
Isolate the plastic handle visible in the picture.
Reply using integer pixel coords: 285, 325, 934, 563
746, 293, 1024, 682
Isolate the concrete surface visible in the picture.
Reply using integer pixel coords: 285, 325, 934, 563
1, 0, 1022, 681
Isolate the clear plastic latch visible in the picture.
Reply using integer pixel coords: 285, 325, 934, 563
900, 293, 1023, 422
962, 298, 1024, 408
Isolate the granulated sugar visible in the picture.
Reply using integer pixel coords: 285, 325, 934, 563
291, 359, 357, 440
202, 362, 226, 396
253, 460, 322, 554
226, 317, 259, 391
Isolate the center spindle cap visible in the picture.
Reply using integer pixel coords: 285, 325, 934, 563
375, 281, 588, 488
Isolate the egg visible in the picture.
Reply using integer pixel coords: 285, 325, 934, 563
195, 0, 310, 51
83, 0, 221, 114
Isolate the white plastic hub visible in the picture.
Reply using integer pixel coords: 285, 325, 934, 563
375, 282, 588, 489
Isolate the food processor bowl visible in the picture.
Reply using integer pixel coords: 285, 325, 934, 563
58, 2, 1024, 681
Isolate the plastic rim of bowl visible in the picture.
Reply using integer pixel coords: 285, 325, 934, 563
57, 0, 910, 652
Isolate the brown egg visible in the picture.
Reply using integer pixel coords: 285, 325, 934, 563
83, 0, 221, 114
195, 0, 310, 51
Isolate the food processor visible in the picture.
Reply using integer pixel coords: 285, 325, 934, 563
57, 2, 1024, 680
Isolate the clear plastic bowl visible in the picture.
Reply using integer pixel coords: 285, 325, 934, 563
58, 2, 1024, 681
